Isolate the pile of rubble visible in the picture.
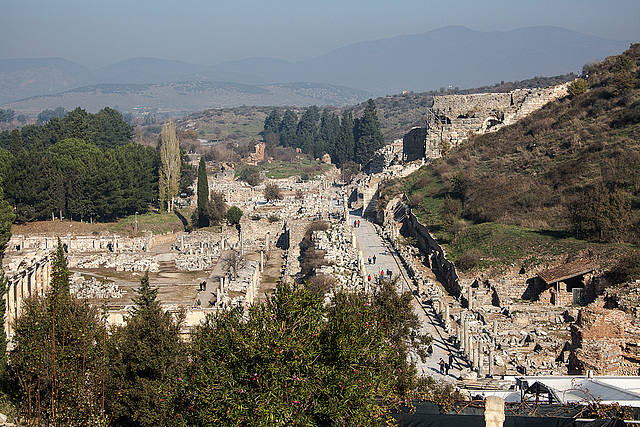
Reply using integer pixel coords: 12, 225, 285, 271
70, 253, 160, 272
70, 274, 125, 300
314, 221, 363, 290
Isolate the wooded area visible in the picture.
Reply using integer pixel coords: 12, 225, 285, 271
262, 99, 384, 167
0, 108, 195, 223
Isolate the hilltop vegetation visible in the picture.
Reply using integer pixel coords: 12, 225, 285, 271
378, 44, 640, 274
173, 73, 578, 152
0, 108, 198, 224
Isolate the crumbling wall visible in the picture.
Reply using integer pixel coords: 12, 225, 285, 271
403, 84, 570, 163
403, 127, 428, 163
568, 307, 629, 375
400, 205, 461, 296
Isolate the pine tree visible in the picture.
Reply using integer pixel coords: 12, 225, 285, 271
279, 109, 298, 147
296, 106, 319, 154
158, 120, 181, 212
131, 270, 158, 314
354, 99, 384, 165
318, 109, 340, 160
9, 129, 22, 157
262, 108, 281, 137
11, 240, 110, 425
108, 271, 185, 426
68, 107, 93, 142
196, 156, 209, 228
0, 185, 14, 258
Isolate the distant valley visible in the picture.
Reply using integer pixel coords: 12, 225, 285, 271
1, 82, 371, 117
0, 26, 633, 114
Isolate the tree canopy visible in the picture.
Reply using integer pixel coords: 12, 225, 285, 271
0, 107, 158, 223
261, 101, 384, 167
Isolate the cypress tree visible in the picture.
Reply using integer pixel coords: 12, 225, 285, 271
196, 156, 209, 228
336, 111, 355, 167
51, 238, 71, 299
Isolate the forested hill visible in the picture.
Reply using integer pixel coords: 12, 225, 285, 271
381, 44, 640, 271
0, 108, 168, 223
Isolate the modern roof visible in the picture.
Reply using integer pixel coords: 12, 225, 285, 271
537, 259, 599, 285
520, 376, 640, 407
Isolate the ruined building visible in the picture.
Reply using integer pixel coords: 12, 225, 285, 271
403, 84, 569, 162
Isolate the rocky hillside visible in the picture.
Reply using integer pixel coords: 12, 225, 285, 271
379, 44, 640, 279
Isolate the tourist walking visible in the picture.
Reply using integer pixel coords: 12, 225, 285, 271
373, 255, 376, 264
439, 358, 445, 374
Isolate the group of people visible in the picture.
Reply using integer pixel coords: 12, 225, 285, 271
438, 353, 455, 376
366, 269, 393, 282
353, 219, 360, 227
367, 255, 376, 264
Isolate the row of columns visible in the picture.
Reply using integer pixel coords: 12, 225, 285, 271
5, 257, 51, 339
455, 300, 499, 378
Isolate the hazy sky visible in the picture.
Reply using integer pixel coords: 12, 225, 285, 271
3, 0, 639, 68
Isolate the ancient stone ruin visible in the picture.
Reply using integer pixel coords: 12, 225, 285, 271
403, 84, 569, 162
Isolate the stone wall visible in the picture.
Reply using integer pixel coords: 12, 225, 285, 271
396, 202, 461, 296
403, 127, 428, 163
369, 139, 402, 173
6, 232, 178, 254
568, 307, 631, 375
403, 84, 570, 162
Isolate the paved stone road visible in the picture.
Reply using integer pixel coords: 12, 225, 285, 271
349, 210, 464, 383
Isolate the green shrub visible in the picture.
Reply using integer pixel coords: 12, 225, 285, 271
568, 78, 589, 97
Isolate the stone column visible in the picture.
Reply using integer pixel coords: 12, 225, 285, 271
484, 396, 505, 427
260, 251, 264, 272
266, 232, 270, 252
6, 280, 14, 337
467, 286, 473, 311
465, 327, 471, 359
471, 339, 477, 370
461, 317, 468, 353
489, 349, 495, 377
444, 304, 450, 331
493, 318, 498, 337
477, 341, 484, 376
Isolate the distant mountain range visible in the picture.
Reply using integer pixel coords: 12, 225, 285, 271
0, 26, 633, 113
